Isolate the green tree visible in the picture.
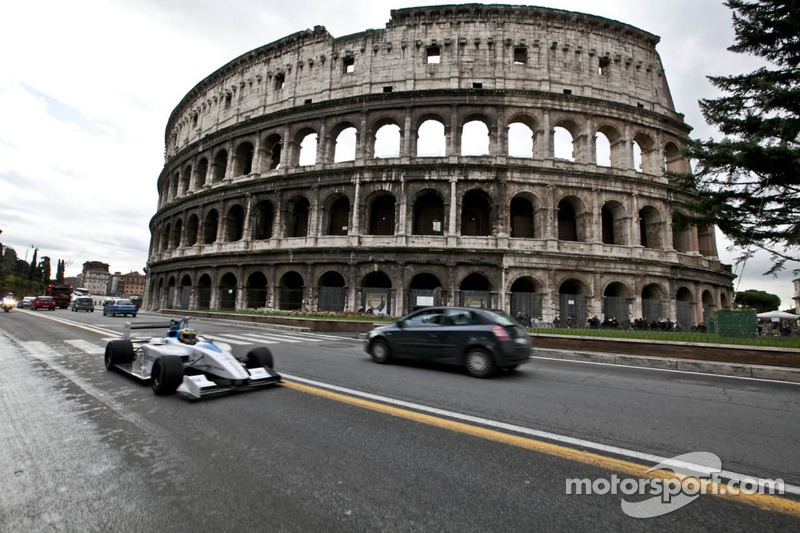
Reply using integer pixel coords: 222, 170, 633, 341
39, 256, 51, 283
28, 248, 38, 280
56, 259, 65, 283
734, 289, 781, 313
678, 0, 800, 275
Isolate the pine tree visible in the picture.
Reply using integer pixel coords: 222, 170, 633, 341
679, 0, 800, 275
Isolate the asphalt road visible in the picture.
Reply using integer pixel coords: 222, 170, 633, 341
1, 308, 799, 531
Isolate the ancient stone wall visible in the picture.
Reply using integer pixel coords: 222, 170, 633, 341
147, 4, 734, 327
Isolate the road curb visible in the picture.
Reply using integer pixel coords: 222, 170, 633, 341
533, 348, 800, 383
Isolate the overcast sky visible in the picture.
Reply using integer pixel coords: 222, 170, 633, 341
0, 0, 795, 308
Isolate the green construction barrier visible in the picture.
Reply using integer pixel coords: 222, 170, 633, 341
712, 309, 758, 339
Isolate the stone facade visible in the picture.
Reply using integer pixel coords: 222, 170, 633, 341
146, 4, 734, 328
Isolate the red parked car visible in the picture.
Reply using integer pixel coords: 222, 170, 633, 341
32, 296, 56, 311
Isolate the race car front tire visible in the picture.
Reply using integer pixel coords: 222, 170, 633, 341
151, 356, 184, 395
105, 340, 135, 370
245, 347, 274, 369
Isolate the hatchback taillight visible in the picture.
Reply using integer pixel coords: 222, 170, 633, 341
491, 326, 511, 341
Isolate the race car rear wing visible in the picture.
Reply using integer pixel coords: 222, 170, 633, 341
123, 320, 177, 340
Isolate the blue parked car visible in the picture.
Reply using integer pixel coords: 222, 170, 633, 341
103, 298, 138, 317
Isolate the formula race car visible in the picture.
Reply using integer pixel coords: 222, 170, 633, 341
104, 317, 281, 400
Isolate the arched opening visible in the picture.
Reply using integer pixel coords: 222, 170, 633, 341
263, 134, 282, 170
211, 150, 227, 183
171, 219, 183, 248
602, 201, 627, 245
219, 273, 237, 311
417, 120, 446, 157
460, 273, 491, 308
362, 271, 392, 315
664, 141, 683, 173
413, 190, 445, 235
558, 197, 586, 242
676, 287, 694, 329
234, 142, 254, 176
702, 290, 715, 325
279, 271, 304, 310
285, 197, 310, 238
603, 282, 630, 324
202, 210, 218, 244
368, 194, 396, 235
553, 126, 574, 161
178, 275, 192, 310
161, 223, 171, 251
409, 273, 443, 310
252, 200, 274, 240
461, 120, 490, 156
510, 196, 534, 238
194, 158, 208, 189
185, 214, 199, 246
595, 132, 611, 167
224, 205, 245, 242
508, 196, 535, 239
639, 206, 663, 249
558, 279, 588, 327
374, 123, 401, 158
246, 272, 268, 309
642, 284, 665, 323
327, 196, 350, 236
508, 122, 534, 158
334, 127, 357, 163
318, 271, 346, 311
179, 165, 191, 195
461, 189, 492, 236
510, 277, 542, 321
197, 274, 212, 310
298, 133, 318, 166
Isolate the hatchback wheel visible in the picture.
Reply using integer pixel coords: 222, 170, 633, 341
464, 348, 495, 378
369, 339, 392, 364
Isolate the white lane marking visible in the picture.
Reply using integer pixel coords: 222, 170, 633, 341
64, 340, 104, 355
239, 333, 302, 343
281, 372, 800, 496
202, 334, 261, 346
21, 341, 61, 358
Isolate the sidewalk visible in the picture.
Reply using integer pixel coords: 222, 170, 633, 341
534, 347, 800, 383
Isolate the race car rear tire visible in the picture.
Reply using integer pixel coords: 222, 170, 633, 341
245, 347, 274, 369
105, 340, 135, 370
151, 356, 184, 395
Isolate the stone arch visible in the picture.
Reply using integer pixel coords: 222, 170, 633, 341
296, 129, 318, 166
509, 276, 543, 320
595, 124, 622, 167
362, 271, 392, 315
171, 218, 183, 248
417, 118, 447, 157
460, 189, 492, 236
178, 275, 192, 310
373, 119, 401, 159
262, 133, 282, 170
246, 271, 268, 309
459, 272, 492, 308
639, 205, 664, 249
507, 113, 538, 158
633, 132, 657, 174
413, 189, 445, 235
461, 118, 490, 156
557, 195, 588, 242
602, 281, 631, 322
333, 125, 357, 163
284, 196, 310, 238
252, 199, 275, 240
409, 272, 444, 310
676, 286, 695, 328
557, 278, 590, 326
601, 200, 627, 245
318, 270, 346, 311
553, 119, 581, 161
185, 214, 199, 246
202, 209, 219, 244
279, 271, 304, 310
664, 141, 684, 173
194, 157, 208, 189
211, 149, 227, 183
161, 223, 171, 251
642, 282, 667, 322
509, 194, 536, 238
218, 272, 237, 311
324, 193, 351, 236
367, 192, 396, 235
197, 274, 212, 310
233, 141, 254, 176
180, 164, 191, 195
223, 204, 245, 242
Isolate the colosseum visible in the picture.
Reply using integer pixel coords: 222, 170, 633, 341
146, 3, 735, 328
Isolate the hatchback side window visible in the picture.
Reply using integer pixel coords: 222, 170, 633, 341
446, 309, 479, 326
404, 310, 445, 327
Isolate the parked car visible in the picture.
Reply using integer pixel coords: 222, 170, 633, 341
71, 297, 94, 312
103, 299, 138, 317
32, 296, 56, 311
17, 296, 36, 308
364, 306, 532, 378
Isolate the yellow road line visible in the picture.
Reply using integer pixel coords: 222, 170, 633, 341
282, 379, 800, 518
16, 309, 120, 338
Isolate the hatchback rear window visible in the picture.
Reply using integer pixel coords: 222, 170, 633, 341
485, 310, 516, 326
77, 298, 92, 304
116, 300, 134, 305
